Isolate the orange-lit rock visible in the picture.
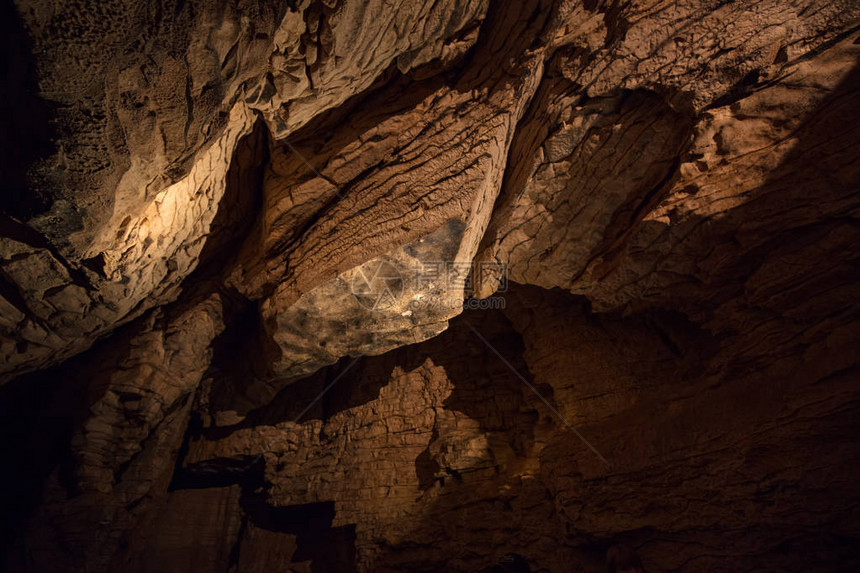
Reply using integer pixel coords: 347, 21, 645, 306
1, 1, 859, 572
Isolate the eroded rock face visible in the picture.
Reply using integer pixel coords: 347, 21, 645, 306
0, 0, 489, 382
2, 0, 860, 571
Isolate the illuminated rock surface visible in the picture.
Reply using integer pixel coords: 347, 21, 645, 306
1, 0, 859, 571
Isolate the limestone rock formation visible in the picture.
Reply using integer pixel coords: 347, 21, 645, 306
1, 0, 859, 572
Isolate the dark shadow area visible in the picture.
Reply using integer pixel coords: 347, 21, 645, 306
203, 293, 273, 422
479, 553, 533, 573
182, 118, 269, 285
414, 428, 442, 491
0, 372, 70, 563
450, 0, 553, 94
202, 304, 543, 461
238, 497, 356, 573
595, 90, 696, 255
0, 1, 56, 220
168, 408, 266, 491
0, 349, 94, 566
616, 58, 860, 330
203, 349, 391, 441
169, 454, 264, 490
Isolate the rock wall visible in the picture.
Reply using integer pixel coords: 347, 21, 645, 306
2, 0, 860, 571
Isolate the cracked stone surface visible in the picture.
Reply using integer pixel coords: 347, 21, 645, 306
1, 0, 860, 571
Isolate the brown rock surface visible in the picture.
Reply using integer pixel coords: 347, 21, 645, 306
1, 0, 860, 571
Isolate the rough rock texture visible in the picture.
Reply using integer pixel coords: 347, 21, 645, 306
2, 0, 860, 571
0, 0, 489, 381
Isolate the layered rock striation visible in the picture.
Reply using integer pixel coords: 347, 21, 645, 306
2, 0, 860, 571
